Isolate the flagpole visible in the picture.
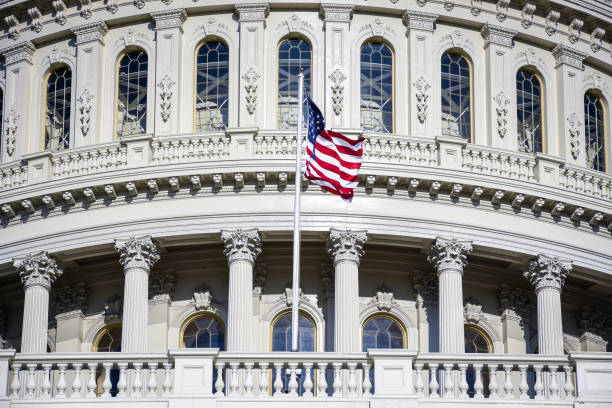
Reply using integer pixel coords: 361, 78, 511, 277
291, 69, 305, 352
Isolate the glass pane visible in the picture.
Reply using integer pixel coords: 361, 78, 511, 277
116, 51, 148, 138
441, 53, 471, 140
195, 41, 229, 132
360, 42, 393, 133
278, 38, 311, 129
584, 93, 606, 171
182, 315, 225, 350
44, 67, 72, 151
516, 69, 543, 153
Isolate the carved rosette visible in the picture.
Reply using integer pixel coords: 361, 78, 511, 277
114, 236, 160, 272
52, 282, 87, 315
413, 76, 431, 123
493, 91, 509, 138
157, 74, 175, 122
567, 113, 582, 160
221, 229, 262, 265
14, 251, 64, 290
328, 68, 347, 116
427, 237, 472, 273
242, 67, 260, 115
524, 254, 572, 292
327, 229, 367, 266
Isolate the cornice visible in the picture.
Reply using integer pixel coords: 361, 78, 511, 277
552, 43, 587, 70
150, 8, 187, 31
72, 21, 108, 45
402, 9, 438, 32
0, 40, 35, 65
481, 23, 517, 48
234, 2, 270, 22
320, 3, 354, 23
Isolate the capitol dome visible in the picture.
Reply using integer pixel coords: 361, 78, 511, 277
0, 0, 611, 406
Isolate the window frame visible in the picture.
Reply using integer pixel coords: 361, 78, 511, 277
464, 324, 493, 354
42, 65, 73, 151
440, 50, 474, 143
93, 323, 122, 352
179, 311, 226, 350
359, 40, 395, 134
269, 309, 317, 352
114, 48, 149, 140
584, 90, 609, 172
516, 67, 546, 154
361, 312, 407, 351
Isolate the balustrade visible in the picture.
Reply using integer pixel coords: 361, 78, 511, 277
151, 133, 230, 164
0, 161, 27, 190
52, 143, 127, 179
560, 164, 612, 201
462, 145, 536, 182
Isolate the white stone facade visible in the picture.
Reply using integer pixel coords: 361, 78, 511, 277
0, 0, 611, 407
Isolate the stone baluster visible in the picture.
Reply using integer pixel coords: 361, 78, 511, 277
102, 363, 112, 398
215, 362, 225, 396
503, 364, 514, 399
273, 363, 283, 396
9, 363, 20, 398
70, 363, 82, 398
443, 363, 454, 398
114, 236, 160, 353
229, 362, 239, 396
133, 362, 143, 397
25, 364, 36, 398
534, 364, 544, 400
332, 363, 342, 397
414, 363, 424, 397
524, 255, 572, 355
288, 363, 298, 396
347, 363, 357, 397
328, 230, 367, 352
458, 364, 468, 398
162, 363, 172, 396
549, 366, 560, 399
117, 363, 128, 398
244, 363, 254, 396
428, 238, 472, 353
303, 363, 314, 397
518, 365, 529, 399
258, 362, 268, 396
41, 364, 52, 398
317, 362, 328, 397
56, 364, 68, 398
147, 362, 158, 397
222, 229, 261, 352
429, 364, 440, 398
473, 364, 484, 399
488, 364, 499, 399
563, 366, 574, 399
86, 363, 97, 398
14, 252, 63, 353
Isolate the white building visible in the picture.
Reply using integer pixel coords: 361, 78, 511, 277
0, 0, 611, 407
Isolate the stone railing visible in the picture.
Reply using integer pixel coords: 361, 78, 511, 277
151, 133, 230, 164
0, 160, 27, 190
51, 142, 127, 179
560, 164, 612, 201
461, 145, 536, 182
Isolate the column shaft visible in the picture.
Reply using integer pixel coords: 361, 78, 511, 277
334, 260, 360, 353
438, 269, 465, 353
227, 260, 253, 352
21, 285, 50, 353
121, 267, 149, 353
537, 288, 563, 354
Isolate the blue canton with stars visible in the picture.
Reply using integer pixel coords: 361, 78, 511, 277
307, 97, 325, 159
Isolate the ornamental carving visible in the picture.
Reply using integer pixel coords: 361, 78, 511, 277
52, 282, 87, 315
545, 10, 560, 36
52, 0, 67, 25
463, 296, 484, 324
253, 263, 267, 295
413, 271, 438, 306
524, 254, 572, 292
276, 14, 314, 33
13, 251, 63, 290
327, 229, 367, 266
320, 4, 354, 22
151, 9, 187, 30
329, 68, 346, 116
494, 91, 510, 138
5, 107, 19, 157
552, 44, 586, 70
78, 89, 94, 136
149, 270, 175, 301
498, 283, 532, 320
104, 294, 122, 321
242, 67, 260, 115
590, 27, 605, 53
496, 0, 510, 22
157, 74, 175, 122
72, 22, 108, 45
2, 41, 35, 65
47, 46, 75, 66
193, 285, 213, 310
221, 229, 262, 265
576, 305, 608, 338
115, 29, 148, 49
107, 0, 119, 14
470, 0, 482, 16
360, 18, 397, 38
234, 3, 270, 22
134, 0, 145, 9
28, 8, 43, 32
568, 18, 584, 44
427, 237, 472, 272
402, 10, 438, 31
371, 288, 396, 311
194, 17, 231, 38
4, 15, 19, 40
280, 286, 319, 310
114, 236, 160, 271
567, 113, 581, 160
481, 24, 516, 48
414, 76, 431, 124
78, 0, 92, 19
521, 3, 536, 29
416, 0, 427, 6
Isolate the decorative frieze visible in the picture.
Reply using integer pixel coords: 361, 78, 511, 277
568, 18, 584, 44
545, 10, 561, 36
104, 294, 122, 321
27, 8, 43, 33
14, 251, 63, 290
1, 41, 35, 65
319, 3, 354, 22
234, 3, 270, 22
524, 254, 572, 292
496, 0, 511, 22
481, 24, 516, 48
151, 9, 187, 30
521, 3, 536, 29
327, 229, 367, 266
221, 229, 262, 265
157, 74, 175, 122
242, 68, 260, 115
402, 10, 438, 32
567, 113, 582, 160
414, 76, 431, 124
428, 237, 472, 272
329, 68, 346, 116
4, 15, 20, 41
114, 236, 160, 271
590, 27, 605, 52
52, 282, 87, 315
494, 91, 510, 138
552, 44, 587, 70
78, 0, 93, 19
149, 270, 175, 301
52, 0, 67, 25
72, 22, 108, 45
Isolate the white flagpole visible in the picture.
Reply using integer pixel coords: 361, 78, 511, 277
291, 70, 305, 352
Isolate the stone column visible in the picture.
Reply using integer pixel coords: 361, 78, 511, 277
221, 229, 261, 352
427, 237, 472, 354
151, 9, 187, 136
327, 229, 367, 353
0, 41, 35, 161
13, 251, 63, 353
524, 254, 572, 355
71, 22, 108, 146
114, 236, 159, 353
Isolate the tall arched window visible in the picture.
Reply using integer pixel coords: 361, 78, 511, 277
180, 313, 225, 350
195, 41, 229, 132
441, 52, 472, 141
465, 325, 492, 398
584, 92, 607, 171
277, 38, 311, 129
516, 69, 544, 153
362, 314, 405, 351
116, 50, 148, 138
44, 66, 72, 151
360, 41, 393, 133
94, 324, 121, 396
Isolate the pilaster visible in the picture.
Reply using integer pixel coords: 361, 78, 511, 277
72, 22, 108, 147
13, 251, 63, 353
151, 9, 187, 136
0, 41, 35, 162
403, 10, 438, 138
320, 3, 353, 128
235, 3, 269, 128
481, 24, 517, 151
552, 44, 587, 165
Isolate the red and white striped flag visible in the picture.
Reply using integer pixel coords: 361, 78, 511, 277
304, 97, 364, 199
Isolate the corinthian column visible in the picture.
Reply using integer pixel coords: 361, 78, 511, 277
222, 229, 261, 352
327, 229, 366, 352
524, 255, 572, 355
114, 236, 159, 353
14, 252, 63, 353
427, 237, 472, 353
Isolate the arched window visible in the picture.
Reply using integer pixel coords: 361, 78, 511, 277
195, 41, 229, 132
94, 324, 122, 396
180, 313, 225, 350
360, 41, 393, 133
584, 92, 606, 171
465, 325, 492, 398
116, 50, 148, 138
44, 66, 72, 151
277, 38, 311, 129
362, 314, 405, 351
516, 69, 544, 153
441, 52, 472, 141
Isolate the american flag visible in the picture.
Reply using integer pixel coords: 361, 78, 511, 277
304, 97, 364, 200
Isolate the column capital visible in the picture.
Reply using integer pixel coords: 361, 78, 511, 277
552, 43, 587, 70
221, 228, 261, 265
523, 254, 572, 292
234, 3, 270, 22
114, 236, 160, 271
13, 251, 63, 290
327, 229, 367, 266
150, 8, 187, 31
427, 237, 472, 272
0, 41, 35, 65
319, 3, 354, 23
481, 23, 516, 48
72, 21, 108, 45
402, 10, 438, 32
